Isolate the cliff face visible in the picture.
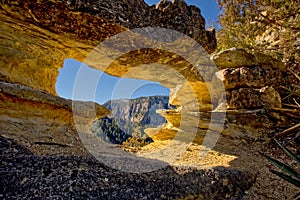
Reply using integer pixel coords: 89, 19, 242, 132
104, 96, 169, 128
89, 96, 169, 145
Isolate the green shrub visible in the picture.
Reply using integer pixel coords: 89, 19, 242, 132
262, 139, 300, 199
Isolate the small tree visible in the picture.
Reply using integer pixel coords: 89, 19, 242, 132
217, 0, 299, 69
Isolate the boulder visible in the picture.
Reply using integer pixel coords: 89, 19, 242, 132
211, 47, 285, 70
226, 86, 281, 109
211, 48, 255, 69
212, 48, 285, 111
215, 65, 283, 90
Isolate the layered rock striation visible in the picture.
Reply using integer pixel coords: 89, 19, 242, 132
212, 48, 285, 110
0, 0, 216, 95
104, 96, 169, 128
0, 0, 293, 198
0, 0, 217, 150
156, 47, 289, 143
0, 81, 109, 155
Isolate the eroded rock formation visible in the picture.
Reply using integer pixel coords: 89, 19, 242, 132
0, 0, 222, 151
155, 47, 289, 144
0, 0, 216, 95
212, 48, 285, 110
63, 0, 216, 53
0, 0, 293, 198
0, 0, 126, 94
0, 81, 110, 155
0, 0, 292, 154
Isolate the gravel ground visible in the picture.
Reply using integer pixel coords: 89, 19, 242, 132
136, 131, 300, 200
0, 136, 255, 200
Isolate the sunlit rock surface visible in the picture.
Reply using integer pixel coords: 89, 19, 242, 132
0, 0, 126, 94
212, 48, 285, 110
0, 0, 290, 151
0, 0, 221, 155
211, 47, 285, 70
0, 0, 217, 150
0, 0, 216, 95
0, 0, 292, 198
0, 81, 109, 155
154, 48, 288, 144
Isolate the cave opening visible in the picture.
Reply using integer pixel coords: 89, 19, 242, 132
56, 58, 171, 147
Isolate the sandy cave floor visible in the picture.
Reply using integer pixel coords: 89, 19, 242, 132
132, 133, 299, 200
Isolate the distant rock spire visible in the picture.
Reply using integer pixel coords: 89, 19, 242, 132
156, 0, 172, 10
172, 0, 185, 4
156, 0, 188, 14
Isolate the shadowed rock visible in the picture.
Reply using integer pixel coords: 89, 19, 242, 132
0, 136, 256, 199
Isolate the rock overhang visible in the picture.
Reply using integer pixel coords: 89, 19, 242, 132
0, 0, 219, 112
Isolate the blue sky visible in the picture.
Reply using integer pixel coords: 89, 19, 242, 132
56, 1, 219, 104
56, 59, 170, 104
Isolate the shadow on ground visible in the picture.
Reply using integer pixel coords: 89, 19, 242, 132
0, 136, 255, 199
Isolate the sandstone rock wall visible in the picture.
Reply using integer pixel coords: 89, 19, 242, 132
209, 48, 289, 139
0, 0, 216, 95
0, 0, 218, 154
212, 48, 285, 110
0, 81, 110, 155
0, 1, 292, 198
156, 47, 288, 143
0, 0, 291, 152
0, 0, 126, 94
63, 0, 216, 53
